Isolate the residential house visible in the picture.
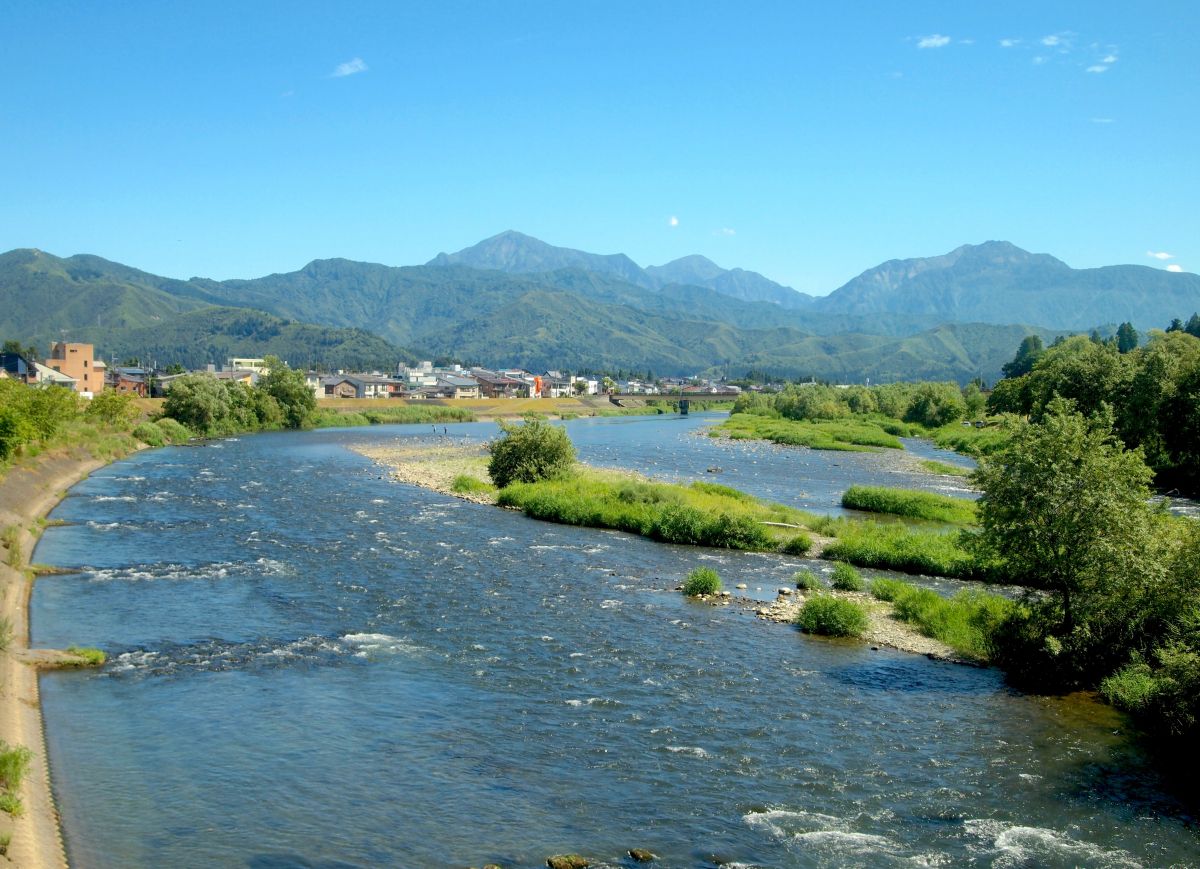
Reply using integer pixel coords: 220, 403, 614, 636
0, 352, 39, 385
434, 375, 481, 400
470, 368, 529, 398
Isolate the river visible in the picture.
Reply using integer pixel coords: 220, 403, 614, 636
31, 414, 1199, 867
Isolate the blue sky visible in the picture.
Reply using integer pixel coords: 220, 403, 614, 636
2, 1, 1196, 293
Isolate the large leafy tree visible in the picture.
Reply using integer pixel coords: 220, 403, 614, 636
257, 356, 315, 429
970, 400, 1164, 686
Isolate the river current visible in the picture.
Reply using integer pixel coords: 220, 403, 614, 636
32, 414, 1199, 867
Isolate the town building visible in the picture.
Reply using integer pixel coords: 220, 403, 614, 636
45, 342, 105, 395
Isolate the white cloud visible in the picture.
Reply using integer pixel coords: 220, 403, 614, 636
1103, 54, 1118, 63
1041, 34, 1061, 46
1167, 264, 1184, 273
917, 34, 951, 49
1148, 251, 1174, 260
1086, 64, 1109, 73
667, 216, 679, 228
1091, 117, 1114, 124
714, 228, 736, 236
331, 57, 368, 78
999, 38, 1020, 48
1032, 56, 1047, 65
959, 38, 975, 45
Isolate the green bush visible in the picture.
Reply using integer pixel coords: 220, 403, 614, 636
794, 569, 823, 590
132, 421, 166, 447
154, 417, 193, 443
487, 416, 576, 488
683, 567, 722, 596
85, 390, 138, 426
780, 533, 813, 555
870, 577, 908, 601
797, 595, 869, 637
830, 562, 864, 591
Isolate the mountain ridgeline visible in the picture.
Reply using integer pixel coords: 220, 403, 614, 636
2, 234, 1197, 381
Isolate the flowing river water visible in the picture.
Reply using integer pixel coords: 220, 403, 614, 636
31, 414, 1199, 867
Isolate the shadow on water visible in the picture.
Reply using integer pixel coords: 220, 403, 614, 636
824, 656, 1002, 695
248, 856, 366, 869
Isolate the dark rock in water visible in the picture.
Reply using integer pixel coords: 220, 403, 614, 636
706, 466, 722, 473
546, 856, 589, 869
628, 848, 657, 862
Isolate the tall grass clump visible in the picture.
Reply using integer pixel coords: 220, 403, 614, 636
794, 570, 823, 590
830, 561, 865, 591
780, 533, 813, 555
154, 417, 193, 443
683, 567, 722, 596
132, 421, 166, 446
2, 525, 20, 569
797, 595, 869, 637
451, 474, 496, 496
841, 485, 977, 525
0, 616, 12, 652
0, 742, 31, 816
932, 423, 1010, 457
822, 521, 980, 579
871, 578, 1014, 661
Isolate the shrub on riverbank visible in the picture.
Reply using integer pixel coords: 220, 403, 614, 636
841, 485, 977, 525
487, 416, 576, 488
797, 595, 868, 637
821, 521, 980, 579
683, 567, 722, 596
830, 562, 865, 591
919, 459, 972, 477
65, 646, 106, 666
780, 533, 812, 555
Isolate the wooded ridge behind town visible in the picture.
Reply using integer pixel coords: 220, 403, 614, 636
2, 231, 1198, 383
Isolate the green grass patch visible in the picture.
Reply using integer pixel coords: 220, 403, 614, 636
821, 520, 980, 579
797, 595, 869, 637
496, 469, 818, 552
931, 423, 1010, 457
0, 617, 11, 652
869, 578, 1013, 661
65, 646, 107, 667
794, 569, 823, 590
0, 742, 31, 802
715, 413, 904, 451
450, 474, 497, 496
830, 561, 865, 591
683, 567, 722, 596
919, 459, 973, 477
2, 525, 20, 569
842, 485, 977, 525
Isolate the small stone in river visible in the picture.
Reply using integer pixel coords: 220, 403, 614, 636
735, 583, 747, 589
547, 857, 589, 869
778, 587, 793, 596
628, 849, 657, 862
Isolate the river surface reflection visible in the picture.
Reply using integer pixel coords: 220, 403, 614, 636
32, 414, 1199, 867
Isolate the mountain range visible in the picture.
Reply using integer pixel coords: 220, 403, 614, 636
2, 233, 1198, 382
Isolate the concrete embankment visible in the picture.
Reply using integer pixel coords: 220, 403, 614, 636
0, 449, 127, 869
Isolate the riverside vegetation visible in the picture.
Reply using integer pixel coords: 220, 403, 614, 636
477, 405, 1200, 762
